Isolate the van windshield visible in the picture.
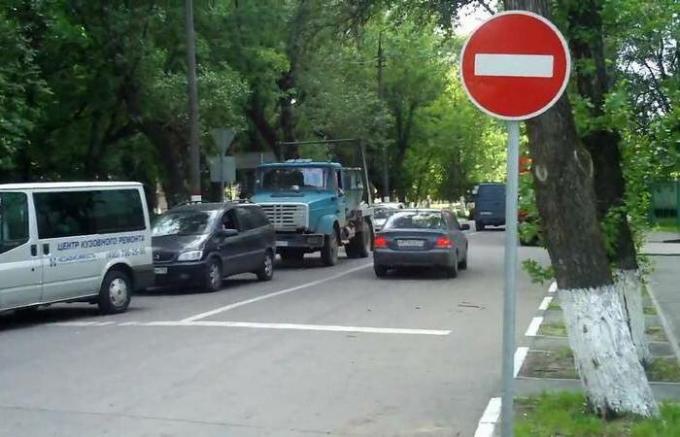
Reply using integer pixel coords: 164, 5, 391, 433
152, 211, 216, 237
0, 192, 30, 254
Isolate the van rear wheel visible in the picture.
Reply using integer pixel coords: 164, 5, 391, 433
98, 270, 131, 314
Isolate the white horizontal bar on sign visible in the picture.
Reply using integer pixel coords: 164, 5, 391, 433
474, 53, 554, 78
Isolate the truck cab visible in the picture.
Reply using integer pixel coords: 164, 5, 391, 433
251, 160, 373, 266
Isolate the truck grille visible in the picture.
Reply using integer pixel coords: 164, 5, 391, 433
260, 204, 308, 231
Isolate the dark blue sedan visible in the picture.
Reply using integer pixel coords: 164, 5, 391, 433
373, 209, 469, 278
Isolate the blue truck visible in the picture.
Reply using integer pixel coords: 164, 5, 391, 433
251, 159, 374, 266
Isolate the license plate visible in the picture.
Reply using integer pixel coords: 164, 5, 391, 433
276, 241, 289, 247
154, 267, 168, 275
397, 239, 424, 248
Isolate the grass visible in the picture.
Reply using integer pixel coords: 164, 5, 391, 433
516, 391, 680, 436
647, 358, 680, 382
548, 301, 562, 311
652, 217, 680, 233
647, 325, 668, 342
645, 306, 658, 315
539, 322, 568, 337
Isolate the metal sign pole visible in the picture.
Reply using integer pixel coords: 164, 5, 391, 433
220, 153, 225, 202
501, 121, 520, 436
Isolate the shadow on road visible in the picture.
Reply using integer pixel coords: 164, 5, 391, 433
0, 306, 148, 332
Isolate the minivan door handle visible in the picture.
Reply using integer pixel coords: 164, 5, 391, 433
30, 244, 37, 257
42, 243, 50, 255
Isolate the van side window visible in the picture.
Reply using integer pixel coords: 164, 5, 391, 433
35, 191, 94, 239
92, 190, 145, 234
35, 189, 145, 239
0, 192, 29, 254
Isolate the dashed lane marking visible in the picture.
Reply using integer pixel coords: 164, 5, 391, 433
524, 316, 543, 337
538, 296, 553, 311
474, 397, 501, 437
514, 346, 529, 377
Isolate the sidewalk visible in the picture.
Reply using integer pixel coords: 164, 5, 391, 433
643, 231, 680, 255
648, 254, 680, 362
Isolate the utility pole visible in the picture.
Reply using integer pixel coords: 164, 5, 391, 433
185, 0, 201, 201
377, 31, 390, 201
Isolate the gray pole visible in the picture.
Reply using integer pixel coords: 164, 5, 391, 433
219, 153, 225, 202
377, 32, 389, 201
501, 121, 520, 436
185, 0, 201, 201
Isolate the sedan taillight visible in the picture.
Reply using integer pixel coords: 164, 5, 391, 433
435, 236, 453, 248
374, 236, 388, 248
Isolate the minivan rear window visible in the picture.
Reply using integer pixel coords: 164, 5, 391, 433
35, 189, 145, 239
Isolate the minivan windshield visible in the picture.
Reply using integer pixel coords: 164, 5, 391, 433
257, 167, 327, 192
383, 212, 445, 230
152, 211, 216, 237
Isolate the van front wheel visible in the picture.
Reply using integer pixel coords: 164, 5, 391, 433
98, 270, 131, 314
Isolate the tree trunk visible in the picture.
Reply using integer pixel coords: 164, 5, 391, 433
141, 121, 189, 207
505, 0, 658, 418
565, 0, 649, 364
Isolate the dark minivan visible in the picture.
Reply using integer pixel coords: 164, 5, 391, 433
473, 183, 506, 231
152, 202, 275, 291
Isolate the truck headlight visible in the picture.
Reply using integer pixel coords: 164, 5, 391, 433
177, 250, 203, 262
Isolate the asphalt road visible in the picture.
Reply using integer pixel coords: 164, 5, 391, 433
0, 229, 549, 437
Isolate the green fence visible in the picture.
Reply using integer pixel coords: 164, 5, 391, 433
649, 180, 680, 229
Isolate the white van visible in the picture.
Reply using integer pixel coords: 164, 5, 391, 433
0, 182, 153, 315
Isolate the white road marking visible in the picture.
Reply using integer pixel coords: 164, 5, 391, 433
538, 296, 553, 311
118, 321, 141, 326
52, 321, 100, 326
474, 53, 554, 78
142, 320, 451, 336
514, 346, 529, 377
181, 263, 372, 322
524, 316, 544, 337
92, 321, 115, 326
549, 281, 557, 293
474, 397, 502, 437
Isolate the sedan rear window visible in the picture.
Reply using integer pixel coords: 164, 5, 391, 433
383, 212, 445, 230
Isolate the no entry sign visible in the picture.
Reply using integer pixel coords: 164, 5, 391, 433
460, 11, 571, 120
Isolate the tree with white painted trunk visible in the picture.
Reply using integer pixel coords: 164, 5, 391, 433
562, 0, 650, 366
505, 0, 658, 418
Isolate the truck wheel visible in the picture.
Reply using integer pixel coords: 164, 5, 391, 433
346, 221, 371, 259
98, 270, 132, 314
321, 231, 339, 266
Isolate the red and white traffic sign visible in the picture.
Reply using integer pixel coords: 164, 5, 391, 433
460, 11, 571, 120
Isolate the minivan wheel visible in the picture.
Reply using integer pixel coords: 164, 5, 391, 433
98, 270, 131, 314
204, 258, 223, 292
256, 251, 274, 281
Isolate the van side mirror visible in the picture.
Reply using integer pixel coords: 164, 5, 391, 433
461, 223, 471, 231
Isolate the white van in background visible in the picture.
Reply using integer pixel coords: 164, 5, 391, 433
0, 182, 153, 315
